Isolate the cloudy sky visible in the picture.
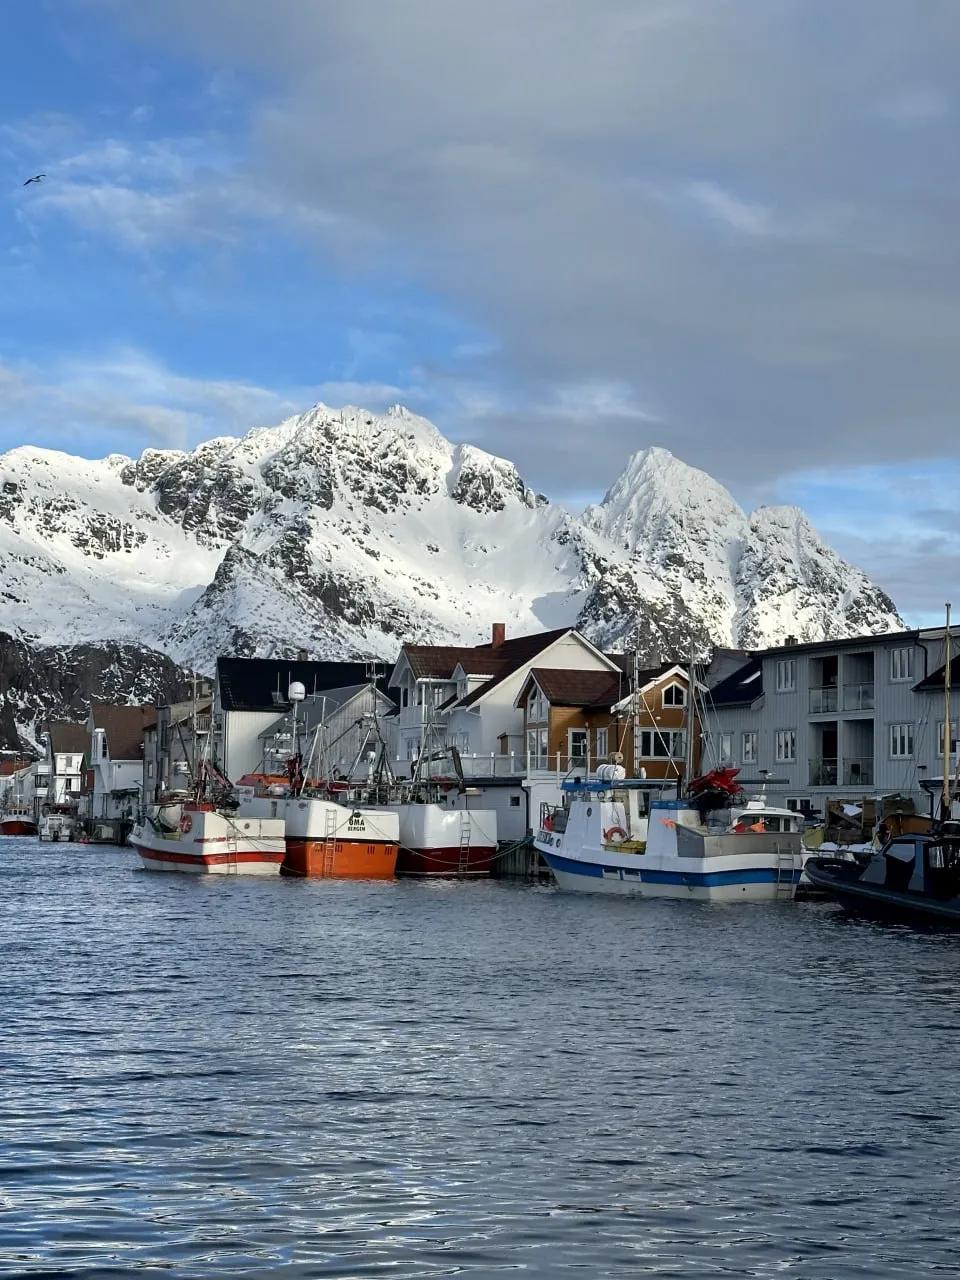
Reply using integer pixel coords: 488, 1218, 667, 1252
1, 1, 958, 622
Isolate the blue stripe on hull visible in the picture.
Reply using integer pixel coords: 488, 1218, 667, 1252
543, 850, 800, 887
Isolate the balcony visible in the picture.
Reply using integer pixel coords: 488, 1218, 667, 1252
809, 757, 838, 786
843, 682, 875, 711
809, 686, 838, 714
843, 757, 874, 786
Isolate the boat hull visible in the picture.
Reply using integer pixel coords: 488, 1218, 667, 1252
804, 860, 960, 925
386, 803, 499, 877
544, 848, 801, 901
131, 808, 285, 876
282, 798, 399, 878
0, 818, 37, 837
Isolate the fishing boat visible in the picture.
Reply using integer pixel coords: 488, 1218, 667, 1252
130, 762, 284, 875
387, 796, 498, 876
0, 803, 37, 837
806, 603, 960, 922
38, 804, 79, 842
535, 762, 802, 900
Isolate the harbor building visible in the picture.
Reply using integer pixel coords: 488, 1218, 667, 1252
702, 627, 959, 818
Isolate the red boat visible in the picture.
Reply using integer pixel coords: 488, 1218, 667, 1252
0, 806, 38, 836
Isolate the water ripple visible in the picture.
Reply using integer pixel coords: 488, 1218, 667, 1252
2, 840, 959, 1276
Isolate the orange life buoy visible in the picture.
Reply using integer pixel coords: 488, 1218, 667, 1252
179, 814, 193, 834
604, 825, 628, 843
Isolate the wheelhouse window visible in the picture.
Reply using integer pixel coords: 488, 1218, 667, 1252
890, 647, 914, 682
662, 682, 687, 707
889, 723, 914, 759
742, 731, 757, 764
775, 729, 796, 762
775, 659, 796, 692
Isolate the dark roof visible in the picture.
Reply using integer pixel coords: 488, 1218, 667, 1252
90, 703, 156, 761
708, 656, 763, 706
525, 668, 625, 708
636, 662, 681, 687
456, 629, 574, 707
45, 721, 89, 755
402, 646, 491, 679
754, 629, 918, 658
217, 656, 382, 712
914, 654, 960, 692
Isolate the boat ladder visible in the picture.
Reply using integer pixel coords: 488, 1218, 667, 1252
774, 846, 796, 899
225, 828, 238, 874
456, 813, 472, 876
322, 808, 338, 877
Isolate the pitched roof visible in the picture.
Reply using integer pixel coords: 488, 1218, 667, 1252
455, 629, 576, 707
217, 656, 384, 712
914, 653, 960, 692
45, 721, 89, 756
90, 703, 157, 761
524, 668, 625, 708
708, 656, 763, 706
402, 646, 494, 680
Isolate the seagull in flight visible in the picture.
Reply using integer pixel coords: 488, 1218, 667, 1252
22, 174, 45, 186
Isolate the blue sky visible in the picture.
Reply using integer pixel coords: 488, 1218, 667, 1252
1, 0, 958, 624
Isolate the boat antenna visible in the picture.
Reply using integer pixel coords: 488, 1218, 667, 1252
944, 602, 952, 821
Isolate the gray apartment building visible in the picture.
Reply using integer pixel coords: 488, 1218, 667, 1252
702, 627, 959, 817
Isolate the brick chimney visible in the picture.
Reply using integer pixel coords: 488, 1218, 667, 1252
491, 622, 506, 649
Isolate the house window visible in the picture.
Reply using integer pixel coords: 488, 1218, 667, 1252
405, 738, 420, 762
662, 683, 686, 707
890, 647, 914, 682
527, 687, 547, 724
936, 721, 958, 758
716, 732, 734, 764
786, 797, 813, 813
509, 795, 521, 808
147, 761, 154, 778
568, 729, 589, 765
742, 731, 757, 764
890, 723, 914, 759
775, 659, 796, 692
639, 730, 685, 759
596, 727, 609, 757
775, 730, 796, 762
527, 727, 548, 765
401, 687, 409, 708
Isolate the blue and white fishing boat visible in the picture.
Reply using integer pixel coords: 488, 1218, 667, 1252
535, 765, 802, 902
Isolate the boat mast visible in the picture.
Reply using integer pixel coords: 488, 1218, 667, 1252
945, 602, 953, 820
632, 629, 640, 777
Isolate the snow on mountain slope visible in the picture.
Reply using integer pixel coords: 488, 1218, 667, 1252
0, 406, 902, 670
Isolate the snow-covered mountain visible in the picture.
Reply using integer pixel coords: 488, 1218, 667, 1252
0, 404, 901, 671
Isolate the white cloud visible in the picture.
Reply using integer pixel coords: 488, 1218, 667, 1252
685, 181, 774, 237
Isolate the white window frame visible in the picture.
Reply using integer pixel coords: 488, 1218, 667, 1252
936, 721, 959, 759
595, 726, 609, 757
662, 682, 687, 708
775, 729, 796, 762
742, 731, 757, 764
568, 728, 589, 763
527, 686, 547, 724
889, 723, 914, 759
775, 659, 796, 693
717, 732, 734, 764
890, 647, 914, 682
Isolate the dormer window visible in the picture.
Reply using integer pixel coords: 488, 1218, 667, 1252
527, 686, 548, 723
662, 682, 686, 708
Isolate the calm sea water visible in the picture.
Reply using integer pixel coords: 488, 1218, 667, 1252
1, 839, 959, 1278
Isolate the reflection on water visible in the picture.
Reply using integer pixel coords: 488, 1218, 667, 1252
2, 839, 959, 1277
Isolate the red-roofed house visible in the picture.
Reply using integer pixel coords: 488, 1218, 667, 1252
390, 624, 622, 776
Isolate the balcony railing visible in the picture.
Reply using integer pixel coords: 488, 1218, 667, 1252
843, 682, 875, 711
809, 757, 838, 786
843, 757, 874, 786
809, 686, 838, 714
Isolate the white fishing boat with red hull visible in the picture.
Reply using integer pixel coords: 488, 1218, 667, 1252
131, 764, 284, 876
387, 803, 498, 876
